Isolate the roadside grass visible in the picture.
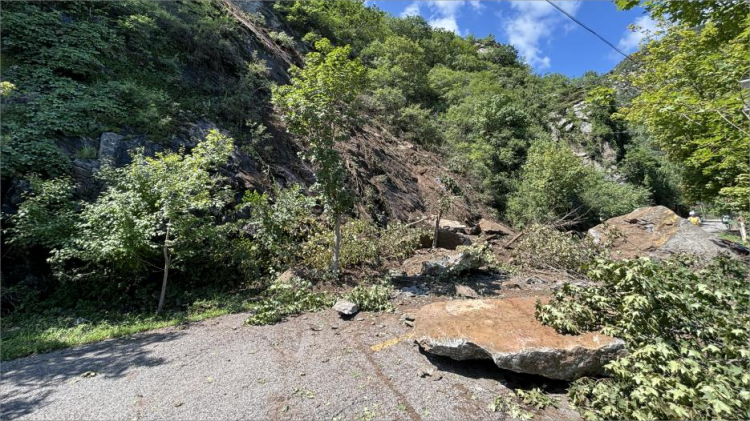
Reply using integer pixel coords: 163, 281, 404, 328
1, 291, 257, 361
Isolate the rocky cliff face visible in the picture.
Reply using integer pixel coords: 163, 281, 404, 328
2, 1, 490, 227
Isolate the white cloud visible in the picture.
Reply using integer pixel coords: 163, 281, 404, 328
502, 0, 581, 69
469, 1, 485, 11
429, 16, 461, 33
617, 16, 658, 53
400, 1, 485, 34
401, 2, 421, 17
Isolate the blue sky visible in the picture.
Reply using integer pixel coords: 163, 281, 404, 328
370, 1, 656, 77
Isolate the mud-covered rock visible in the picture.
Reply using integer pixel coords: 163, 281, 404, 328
414, 298, 626, 380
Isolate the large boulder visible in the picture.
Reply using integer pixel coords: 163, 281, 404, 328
589, 206, 733, 259
413, 298, 626, 381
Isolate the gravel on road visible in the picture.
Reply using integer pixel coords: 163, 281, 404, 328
1, 305, 580, 421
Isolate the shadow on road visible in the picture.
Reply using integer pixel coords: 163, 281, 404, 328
1, 330, 183, 419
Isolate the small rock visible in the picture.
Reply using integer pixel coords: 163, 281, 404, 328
174, 401, 183, 407
400, 313, 416, 322
321, 358, 330, 363
356, 317, 364, 322
81, 371, 97, 378
310, 325, 323, 331
404, 320, 414, 327
455, 284, 479, 299
333, 299, 359, 316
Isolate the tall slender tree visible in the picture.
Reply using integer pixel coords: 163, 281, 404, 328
272, 38, 366, 274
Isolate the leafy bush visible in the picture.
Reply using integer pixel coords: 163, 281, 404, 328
510, 224, 605, 275
4, 176, 79, 249
347, 281, 393, 312
51, 131, 235, 306
269, 31, 295, 48
517, 388, 559, 410
536, 256, 749, 420
301, 219, 423, 271
507, 141, 649, 228
245, 276, 334, 325
242, 185, 319, 272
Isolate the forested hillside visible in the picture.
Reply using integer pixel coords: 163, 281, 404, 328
1, 2, 749, 419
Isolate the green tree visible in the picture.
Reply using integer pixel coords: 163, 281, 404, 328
615, 0, 748, 42
54, 130, 234, 312
507, 141, 650, 227
272, 39, 366, 274
616, 16, 749, 209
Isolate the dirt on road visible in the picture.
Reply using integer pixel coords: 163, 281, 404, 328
1, 293, 580, 421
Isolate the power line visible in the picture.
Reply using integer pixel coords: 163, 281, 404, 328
545, 0, 636, 64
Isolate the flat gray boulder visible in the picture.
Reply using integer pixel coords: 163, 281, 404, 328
413, 297, 627, 380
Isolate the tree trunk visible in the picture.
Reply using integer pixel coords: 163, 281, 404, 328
157, 223, 171, 313
432, 209, 442, 249
740, 220, 747, 243
332, 213, 341, 274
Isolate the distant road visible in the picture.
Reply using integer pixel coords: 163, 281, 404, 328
700, 219, 728, 234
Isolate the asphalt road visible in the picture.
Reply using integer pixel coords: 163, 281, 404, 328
1, 301, 579, 421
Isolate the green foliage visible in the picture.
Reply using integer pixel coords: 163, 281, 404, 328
4, 176, 79, 250
245, 276, 334, 325
269, 30, 295, 49
507, 141, 650, 227
272, 38, 366, 217
241, 185, 319, 272
454, 242, 498, 273
488, 394, 534, 420
301, 219, 422, 272
510, 224, 606, 275
347, 281, 393, 312
1, 288, 258, 360
620, 131, 684, 210
615, 0, 747, 42
616, 15, 749, 209
53, 131, 234, 291
517, 388, 560, 410
536, 256, 750, 420
1, 1, 271, 178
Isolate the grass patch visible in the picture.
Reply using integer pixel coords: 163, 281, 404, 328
1, 291, 257, 361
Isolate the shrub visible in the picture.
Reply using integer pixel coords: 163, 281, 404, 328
301, 219, 423, 271
4, 176, 79, 250
347, 281, 393, 312
245, 276, 334, 325
536, 256, 749, 420
517, 388, 559, 410
507, 141, 650, 228
269, 30, 295, 48
510, 224, 605, 275
242, 185, 319, 272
